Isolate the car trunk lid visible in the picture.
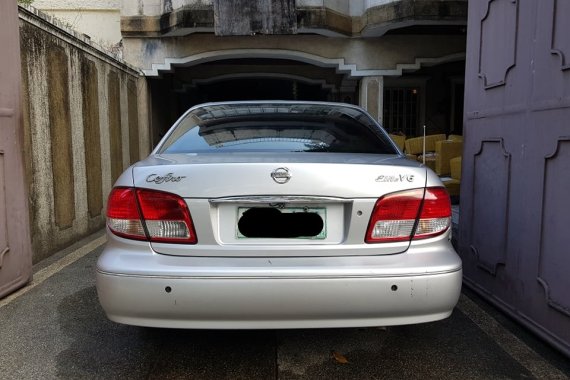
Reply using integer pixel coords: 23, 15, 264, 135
132, 153, 424, 199
130, 153, 427, 257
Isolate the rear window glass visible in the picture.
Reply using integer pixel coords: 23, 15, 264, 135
158, 103, 398, 155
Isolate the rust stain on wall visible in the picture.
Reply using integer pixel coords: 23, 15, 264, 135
81, 58, 103, 218
19, 27, 33, 206
213, 0, 296, 36
128, 79, 140, 164
108, 71, 123, 184
19, 22, 45, 245
48, 44, 75, 230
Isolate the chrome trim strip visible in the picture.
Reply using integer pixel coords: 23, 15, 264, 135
96, 267, 462, 279
208, 196, 352, 204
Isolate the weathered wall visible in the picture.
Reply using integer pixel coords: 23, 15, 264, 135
19, 6, 150, 263
120, 0, 467, 37
121, 0, 465, 20
213, 0, 296, 36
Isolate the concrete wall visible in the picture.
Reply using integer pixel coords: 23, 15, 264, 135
19, 6, 150, 263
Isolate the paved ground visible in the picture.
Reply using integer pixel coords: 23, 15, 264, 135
1, 231, 569, 380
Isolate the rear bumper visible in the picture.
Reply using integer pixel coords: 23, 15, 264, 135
96, 238, 462, 328
97, 271, 461, 329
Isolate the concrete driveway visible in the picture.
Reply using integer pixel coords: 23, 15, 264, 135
1, 232, 568, 379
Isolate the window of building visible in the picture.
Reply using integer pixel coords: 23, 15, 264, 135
382, 87, 421, 137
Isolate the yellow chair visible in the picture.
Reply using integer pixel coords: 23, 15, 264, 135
404, 137, 422, 156
405, 134, 446, 156
435, 140, 463, 176
388, 134, 406, 151
405, 134, 446, 170
442, 156, 461, 197
448, 134, 463, 142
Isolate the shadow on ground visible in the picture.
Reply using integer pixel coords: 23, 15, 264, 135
55, 285, 535, 380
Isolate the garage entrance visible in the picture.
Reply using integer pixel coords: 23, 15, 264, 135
147, 57, 354, 145
145, 54, 465, 149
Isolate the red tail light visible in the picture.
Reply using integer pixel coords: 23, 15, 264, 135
365, 187, 451, 243
136, 189, 197, 244
106, 187, 197, 244
107, 188, 147, 241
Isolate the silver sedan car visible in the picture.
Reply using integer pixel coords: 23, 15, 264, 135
96, 101, 462, 329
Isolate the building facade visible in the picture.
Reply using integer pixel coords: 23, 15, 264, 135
32, 0, 123, 47
119, 0, 468, 145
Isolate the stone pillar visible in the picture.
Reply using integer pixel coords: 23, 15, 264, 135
359, 76, 384, 124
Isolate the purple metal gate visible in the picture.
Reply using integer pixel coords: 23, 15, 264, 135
0, 3, 33, 298
461, 0, 570, 356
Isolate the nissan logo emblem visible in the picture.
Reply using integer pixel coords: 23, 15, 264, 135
271, 167, 291, 184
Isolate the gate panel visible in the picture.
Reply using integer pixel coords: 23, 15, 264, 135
539, 140, 570, 316
462, 0, 570, 355
532, 0, 570, 107
470, 139, 510, 275
0, 3, 33, 298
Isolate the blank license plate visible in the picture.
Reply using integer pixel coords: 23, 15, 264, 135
236, 207, 327, 239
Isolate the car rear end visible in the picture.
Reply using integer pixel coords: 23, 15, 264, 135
96, 101, 462, 329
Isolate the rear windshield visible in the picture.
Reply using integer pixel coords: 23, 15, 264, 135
158, 103, 398, 155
